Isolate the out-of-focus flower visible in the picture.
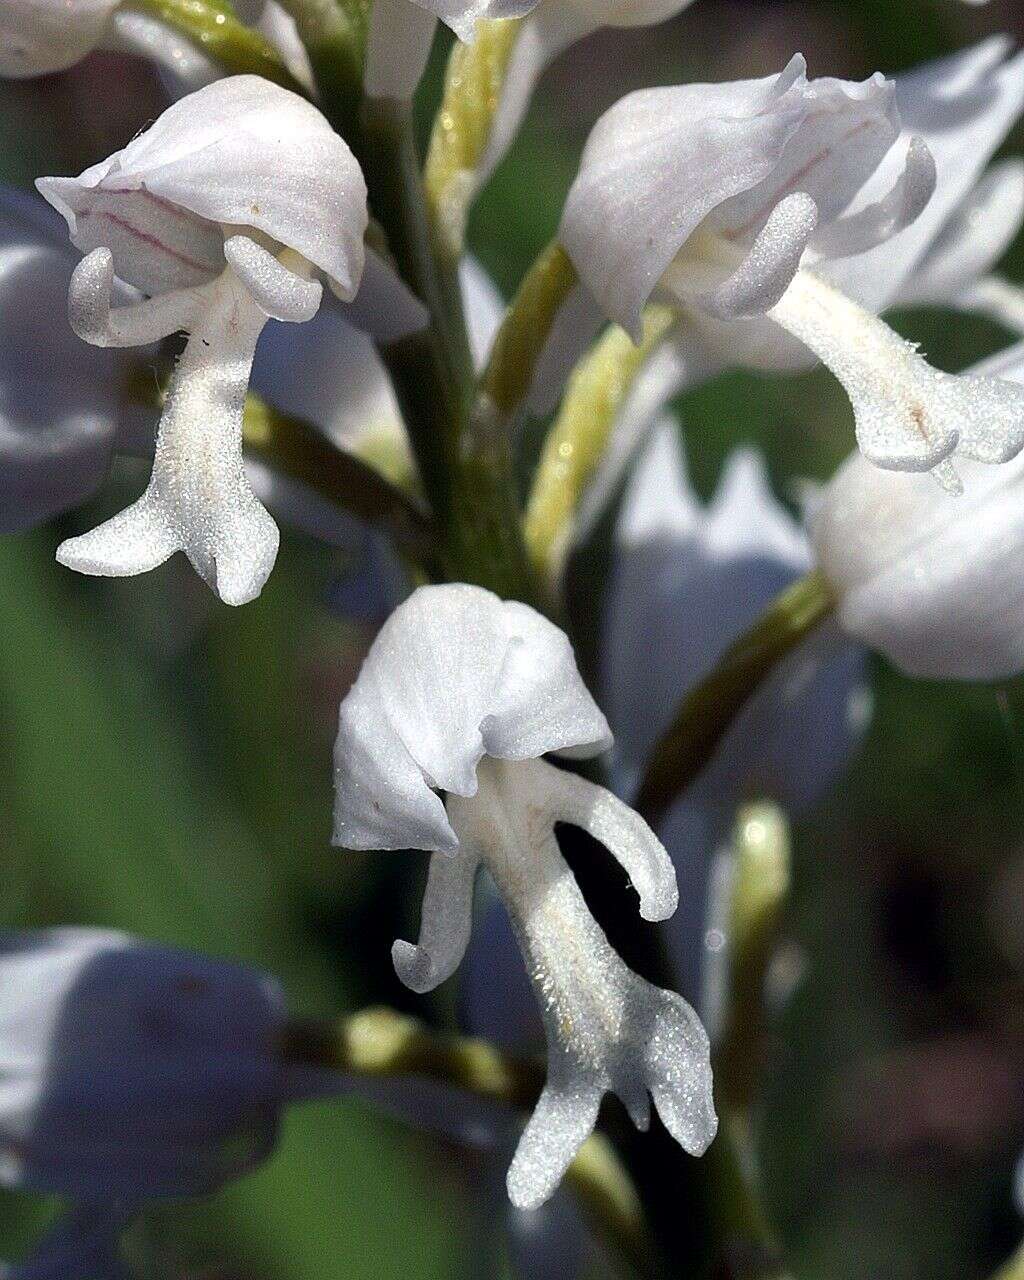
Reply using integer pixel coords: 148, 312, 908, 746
0, 186, 149, 533
333, 583, 716, 1209
0, 0, 221, 92
37, 76, 424, 605
0, 0, 121, 77
0, 928, 343, 1200
560, 54, 1024, 491
1, 1207, 131, 1280
602, 416, 868, 996
811, 341, 1024, 679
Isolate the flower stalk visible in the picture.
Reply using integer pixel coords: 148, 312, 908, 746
356, 96, 539, 603
423, 17, 524, 261
524, 304, 676, 578
636, 571, 835, 821
128, 0, 307, 90
281, 1006, 660, 1278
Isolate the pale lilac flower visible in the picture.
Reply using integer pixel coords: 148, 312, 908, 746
0, 186, 149, 533
560, 52, 1024, 492
811, 341, 1024, 679
0, 928, 342, 1201
332, 583, 716, 1209
602, 416, 869, 995
37, 76, 424, 605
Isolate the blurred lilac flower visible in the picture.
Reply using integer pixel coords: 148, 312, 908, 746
333, 583, 716, 1208
0, 185, 150, 534
0, 928, 343, 1202
559, 45, 1024, 492
36, 76, 424, 605
0, 0, 220, 92
601, 417, 869, 998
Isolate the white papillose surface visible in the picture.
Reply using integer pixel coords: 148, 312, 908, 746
560, 54, 1024, 492
332, 583, 717, 1208
36, 75, 424, 606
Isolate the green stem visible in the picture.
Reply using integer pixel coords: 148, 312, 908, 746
635, 571, 834, 822
477, 240, 578, 419
358, 98, 539, 603
276, 0, 368, 142
127, 0, 307, 91
282, 1007, 658, 1278
716, 803, 792, 1116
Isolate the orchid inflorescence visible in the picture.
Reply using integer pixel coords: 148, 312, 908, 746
0, 0, 1023, 1273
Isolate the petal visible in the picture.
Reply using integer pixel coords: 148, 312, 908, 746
711, 69, 899, 240
332, 585, 609, 852
768, 268, 1024, 476
814, 445, 1024, 679
560, 59, 814, 338
44, 77, 368, 299
824, 39, 1024, 312
364, 0, 438, 100
58, 260, 285, 605
483, 603, 612, 760
0, 0, 117, 77
899, 159, 1024, 306
536, 759, 678, 921
687, 191, 818, 320
392, 844, 480, 992
507, 1077, 603, 1211
810, 135, 936, 260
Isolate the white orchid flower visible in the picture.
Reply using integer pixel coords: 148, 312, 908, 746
332, 583, 717, 1210
811, 341, 1024, 680
37, 76, 425, 605
560, 53, 1024, 493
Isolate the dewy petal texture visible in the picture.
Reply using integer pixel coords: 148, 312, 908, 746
333, 585, 716, 1208
36, 76, 380, 604
811, 343, 1024, 679
0, 0, 118, 76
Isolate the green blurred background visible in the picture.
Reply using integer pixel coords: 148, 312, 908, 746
2, 0, 1024, 1275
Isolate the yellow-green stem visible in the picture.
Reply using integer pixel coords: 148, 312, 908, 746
423, 18, 524, 260
281, 1007, 657, 1277
128, 0, 306, 91
478, 241, 578, 419
523, 306, 676, 579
